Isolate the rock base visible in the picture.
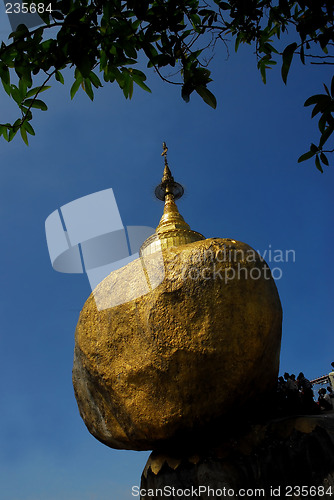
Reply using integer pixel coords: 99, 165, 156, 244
140, 412, 334, 499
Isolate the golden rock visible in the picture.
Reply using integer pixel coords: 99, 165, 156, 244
72, 152, 282, 451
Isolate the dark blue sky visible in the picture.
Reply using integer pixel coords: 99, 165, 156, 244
0, 7, 333, 499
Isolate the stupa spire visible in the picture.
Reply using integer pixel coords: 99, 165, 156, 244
155, 142, 189, 234
155, 142, 184, 202
140, 143, 205, 256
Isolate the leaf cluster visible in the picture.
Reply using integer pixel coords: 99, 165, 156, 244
0, 0, 333, 171
298, 75, 334, 173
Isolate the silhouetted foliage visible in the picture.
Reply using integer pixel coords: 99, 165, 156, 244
0, 0, 333, 171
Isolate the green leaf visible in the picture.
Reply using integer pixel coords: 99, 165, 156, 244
315, 155, 323, 173
216, 2, 230, 10
83, 78, 94, 100
190, 13, 201, 26
10, 85, 23, 105
25, 121, 35, 136
319, 126, 333, 148
324, 83, 330, 96
9, 24, 29, 40
55, 71, 64, 84
320, 152, 329, 166
298, 150, 316, 163
133, 77, 151, 93
311, 102, 324, 118
120, 69, 130, 97
15, 64, 32, 88
70, 79, 81, 99
32, 26, 43, 42
0, 125, 8, 141
181, 85, 191, 103
18, 78, 28, 99
0, 63, 10, 85
2, 82, 11, 97
300, 45, 305, 65
26, 86, 51, 99
51, 10, 64, 21
8, 119, 21, 142
20, 125, 29, 146
126, 77, 134, 99
117, 65, 125, 87
76, 57, 92, 79
195, 85, 217, 109
1, 46, 17, 66
131, 71, 151, 93
281, 42, 297, 84
235, 33, 242, 52
123, 42, 137, 59
260, 62, 267, 84
22, 99, 48, 111
1, 126, 9, 141
304, 94, 328, 107
88, 71, 102, 89
131, 69, 147, 80
74, 68, 83, 80
38, 11, 51, 25
318, 113, 327, 134
8, 129, 17, 142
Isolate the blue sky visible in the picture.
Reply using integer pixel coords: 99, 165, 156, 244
0, 7, 333, 500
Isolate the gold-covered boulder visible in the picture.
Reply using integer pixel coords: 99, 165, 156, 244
73, 154, 282, 451
73, 236, 282, 451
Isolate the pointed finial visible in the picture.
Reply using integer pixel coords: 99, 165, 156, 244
155, 142, 184, 201
161, 142, 168, 166
139, 143, 205, 256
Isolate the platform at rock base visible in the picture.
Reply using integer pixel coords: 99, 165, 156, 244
140, 411, 334, 499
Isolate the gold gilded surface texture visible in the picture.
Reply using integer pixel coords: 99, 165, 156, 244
73, 238, 282, 451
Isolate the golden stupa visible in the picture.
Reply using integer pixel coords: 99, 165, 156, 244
72, 145, 282, 451
140, 143, 205, 256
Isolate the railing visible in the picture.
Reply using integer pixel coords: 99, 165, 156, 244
311, 374, 330, 386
